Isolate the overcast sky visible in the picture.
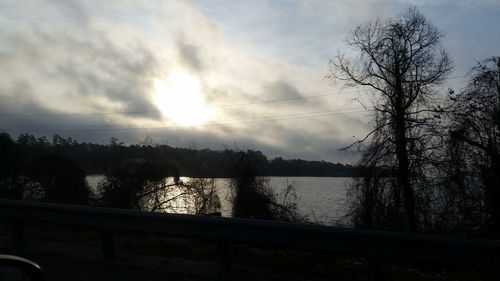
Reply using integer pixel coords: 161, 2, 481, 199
0, 0, 499, 162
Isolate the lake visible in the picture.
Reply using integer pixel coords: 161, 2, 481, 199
86, 175, 352, 226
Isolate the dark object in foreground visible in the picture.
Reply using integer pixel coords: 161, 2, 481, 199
1, 198, 500, 273
0, 254, 45, 281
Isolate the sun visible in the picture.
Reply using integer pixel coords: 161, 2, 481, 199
154, 69, 214, 126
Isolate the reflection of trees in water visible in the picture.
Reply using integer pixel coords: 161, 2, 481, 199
141, 177, 221, 215
97, 161, 220, 215
89, 174, 351, 224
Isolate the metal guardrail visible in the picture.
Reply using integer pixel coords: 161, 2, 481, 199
1, 198, 499, 271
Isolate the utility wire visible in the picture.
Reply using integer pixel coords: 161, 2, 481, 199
0, 90, 367, 117
1, 108, 366, 131
0, 74, 467, 118
3, 107, 359, 128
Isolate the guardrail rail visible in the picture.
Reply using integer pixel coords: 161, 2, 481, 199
1, 198, 499, 273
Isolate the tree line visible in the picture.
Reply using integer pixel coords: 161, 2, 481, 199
0, 133, 356, 177
0, 132, 305, 222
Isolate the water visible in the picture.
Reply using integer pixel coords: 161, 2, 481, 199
86, 175, 351, 226
268, 177, 350, 225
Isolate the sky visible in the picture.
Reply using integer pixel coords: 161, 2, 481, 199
0, 0, 499, 162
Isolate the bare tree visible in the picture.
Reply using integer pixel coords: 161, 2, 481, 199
98, 161, 220, 215
177, 177, 221, 215
329, 7, 452, 232
446, 57, 500, 235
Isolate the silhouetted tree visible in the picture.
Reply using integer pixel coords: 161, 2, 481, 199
27, 154, 90, 204
329, 7, 452, 232
230, 150, 303, 222
98, 160, 221, 214
445, 57, 500, 235
0, 132, 25, 199
1, 132, 356, 178
98, 160, 176, 210
177, 177, 221, 215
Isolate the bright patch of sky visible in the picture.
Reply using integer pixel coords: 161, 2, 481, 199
0, 0, 498, 162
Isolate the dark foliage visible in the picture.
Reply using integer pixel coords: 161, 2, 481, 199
268, 157, 355, 177
28, 153, 90, 204
98, 159, 221, 214
0, 132, 25, 199
0, 131, 90, 204
230, 150, 303, 222
0, 133, 357, 177
98, 160, 175, 209
444, 57, 500, 236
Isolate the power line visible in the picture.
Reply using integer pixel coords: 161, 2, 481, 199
1, 108, 366, 132
0, 90, 367, 118
209, 91, 365, 108
1, 107, 365, 129
0, 74, 467, 118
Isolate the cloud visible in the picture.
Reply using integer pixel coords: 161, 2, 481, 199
47, 0, 90, 25
6, 0, 497, 162
0, 9, 163, 121
177, 36, 205, 72
264, 80, 303, 99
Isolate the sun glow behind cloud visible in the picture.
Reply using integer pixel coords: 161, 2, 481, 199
154, 69, 215, 126
1, 0, 497, 161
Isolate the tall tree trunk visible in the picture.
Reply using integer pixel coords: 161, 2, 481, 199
395, 113, 418, 232
394, 71, 418, 232
489, 157, 500, 235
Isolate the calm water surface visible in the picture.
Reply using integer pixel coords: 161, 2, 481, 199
86, 175, 351, 225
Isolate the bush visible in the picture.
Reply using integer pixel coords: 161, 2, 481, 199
27, 153, 91, 204
230, 150, 303, 222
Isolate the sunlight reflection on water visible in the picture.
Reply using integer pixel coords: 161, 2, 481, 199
86, 175, 351, 225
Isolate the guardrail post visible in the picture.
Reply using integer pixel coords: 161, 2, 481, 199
101, 230, 115, 260
208, 212, 232, 273
368, 258, 384, 281
10, 219, 25, 247
217, 241, 232, 273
